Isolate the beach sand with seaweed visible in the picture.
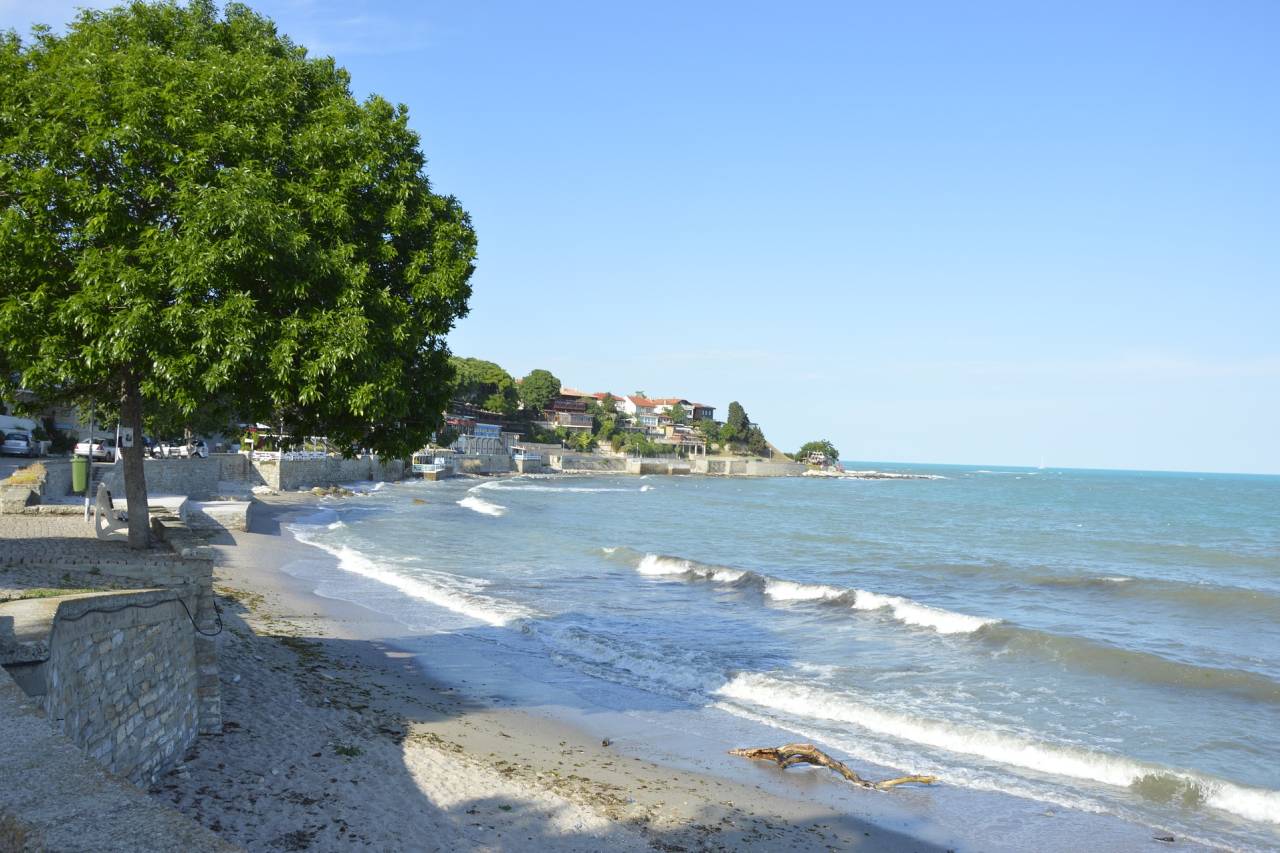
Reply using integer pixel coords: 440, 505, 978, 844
150, 494, 941, 851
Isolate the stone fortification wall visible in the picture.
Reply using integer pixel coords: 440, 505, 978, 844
216, 452, 253, 483
550, 453, 626, 472
252, 454, 406, 491
627, 459, 692, 475
455, 454, 511, 475
692, 457, 806, 477
43, 590, 200, 784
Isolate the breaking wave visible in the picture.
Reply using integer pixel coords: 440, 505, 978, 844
457, 495, 507, 516
630, 553, 996, 635
290, 527, 534, 626
715, 673, 1280, 826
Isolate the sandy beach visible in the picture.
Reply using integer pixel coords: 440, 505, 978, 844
150, 494, 944, 852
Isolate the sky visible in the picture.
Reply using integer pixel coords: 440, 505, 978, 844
4, 1, 1278, 473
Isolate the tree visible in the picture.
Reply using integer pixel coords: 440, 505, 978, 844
0, 2, 475, 547
518, 369, 560, 414
668, 403, 687, 424
726, 401, 749, 440
796, 440, 840, 464
600, 393, 618, 416
745, 425, 769, 457
696, 418, 719, 449
450, 357, 517, 415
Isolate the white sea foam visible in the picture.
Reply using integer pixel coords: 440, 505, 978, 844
291, 528, 532, 626
633, 553, 993, 635
640, 485, 655, 492
635, 554, 748, 583
457, 495, 507, 516
763, 579, 846, 601
716, 673, 1280, 826
851, 589, 997, 634
326, 520, 346, 531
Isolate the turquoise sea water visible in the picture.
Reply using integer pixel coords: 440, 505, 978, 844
286, 464, 1280, 850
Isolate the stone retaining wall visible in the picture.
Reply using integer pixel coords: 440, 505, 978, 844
0, 667, 235, 851
43, 590, 200, 784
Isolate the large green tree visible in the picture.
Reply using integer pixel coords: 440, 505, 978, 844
0, 1, 475, 548
449, 356, 517, 415
796, 440, 840, 463
518, 368, 560, 414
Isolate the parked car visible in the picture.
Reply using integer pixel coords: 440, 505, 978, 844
157, 438, 209, 459
74, 436, 117, 461
1, 431, 37, 458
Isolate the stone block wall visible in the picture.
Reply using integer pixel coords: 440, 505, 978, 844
43, 590, 200, 785
254, 454, 407, 491
550, 454, 626, 472
41, 459, 73, 498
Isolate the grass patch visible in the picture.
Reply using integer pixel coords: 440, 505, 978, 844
1, 462, 45, 486
0, 587, 97, 603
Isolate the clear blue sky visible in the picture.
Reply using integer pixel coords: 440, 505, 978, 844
6, 1, 1278, 473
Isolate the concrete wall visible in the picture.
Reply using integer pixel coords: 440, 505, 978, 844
42, 590, 200, 784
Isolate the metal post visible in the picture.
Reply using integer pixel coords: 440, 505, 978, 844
83, 411, 93, 521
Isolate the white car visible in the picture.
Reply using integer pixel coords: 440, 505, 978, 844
1, 431, 37, 458
74, 436, 116, 461
157, 438, 209, 459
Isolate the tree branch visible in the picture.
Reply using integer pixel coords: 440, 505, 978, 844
729, 743, 937, 791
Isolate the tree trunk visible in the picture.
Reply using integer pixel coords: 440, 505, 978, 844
121, 373, 150, 550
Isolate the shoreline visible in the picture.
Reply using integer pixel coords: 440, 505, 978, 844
160, 492, 946, 851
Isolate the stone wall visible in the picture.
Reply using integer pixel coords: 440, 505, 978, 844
0, 667, 236, 851
252, 454, 406, 491
41, 459, 73, 498
691, 457, 807, 477
0, 517, 221, 737
549, 453, 626, 472
43, 590, 200, 784
454, 454, 511, 475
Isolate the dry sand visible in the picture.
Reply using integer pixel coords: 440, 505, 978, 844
148, 494, 944, 852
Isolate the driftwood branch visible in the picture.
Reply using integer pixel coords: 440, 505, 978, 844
729, 743, 937, 791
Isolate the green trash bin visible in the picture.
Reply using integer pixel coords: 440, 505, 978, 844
71, 455, 89, 493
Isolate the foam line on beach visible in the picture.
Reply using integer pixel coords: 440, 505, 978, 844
715, 672, 1280, 827
290, 526, 533, 626
632, 553, 996, 635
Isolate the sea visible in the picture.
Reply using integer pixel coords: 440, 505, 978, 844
282, 464, 1280, 851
